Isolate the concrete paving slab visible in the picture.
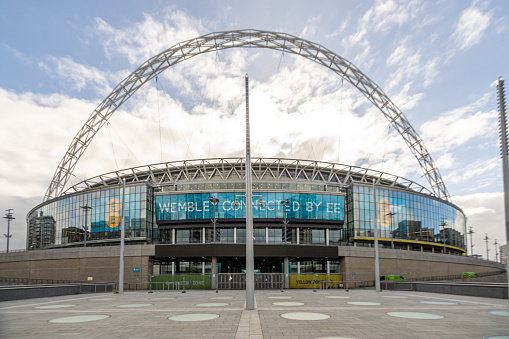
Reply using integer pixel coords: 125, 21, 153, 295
0, 289, 508, 338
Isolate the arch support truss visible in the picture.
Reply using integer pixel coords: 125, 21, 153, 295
44, 29, 449, 201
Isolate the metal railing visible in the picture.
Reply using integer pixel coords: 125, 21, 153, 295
0, 277, 80, 285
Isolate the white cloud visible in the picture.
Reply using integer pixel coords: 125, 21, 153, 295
0, 88, 95, 199
40, 56, 115, 94
300, 16, 320, 38
94, 10, 206, 65
444, 157, 500, 185
450, 3, 492, 53
2, 43, 37, 64
342, 0, 426, 66
390, 82, 424, 111
451, 192, 506, 256
385, 40, 441, 92
420, 93, 497, 153
326, 20, 348, 38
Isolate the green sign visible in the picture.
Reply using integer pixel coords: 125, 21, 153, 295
133, 267, 140, 272
152, 275, 211, 290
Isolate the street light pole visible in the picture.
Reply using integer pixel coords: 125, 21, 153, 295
386, 212, 396, 249
468, 226, 475, 256
494, 239, 499, 263
440, 219, 447, 254
372, 179, 381, 292
210, 197, 219, 243
281, 199, 290, 244
118, 178, 126, 294
484, 233, 490, 260
3, 209, 14, 253
80, 205, 92, 247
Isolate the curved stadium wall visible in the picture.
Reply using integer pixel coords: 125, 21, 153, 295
27, 158, 466, 259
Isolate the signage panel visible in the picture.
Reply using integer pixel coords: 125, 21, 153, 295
156, 192, 344, 222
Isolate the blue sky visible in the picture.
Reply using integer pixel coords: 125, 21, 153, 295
0, 0, 507, 256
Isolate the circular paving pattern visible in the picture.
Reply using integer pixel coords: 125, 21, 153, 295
210, 297, 233, 300
150, 297, 175, 300
281, 312, 330, 320
91, 298, 117, 301
273, 302, 305, 306
387, 312, 444, 320
325, 296, 350, 299
49, 315, 110, 323
268, 296, 292, 299
169, 313, 220, 322
116, 303, 153, 308
195, 303, 229, 307
420, 301, 458, 305
490, 311, 509, 317
347, 302, 381, 306
484, 336, 509, 339
35, 304, 75, 309
380, 296, 407, 299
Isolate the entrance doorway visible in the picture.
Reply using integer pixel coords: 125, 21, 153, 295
217, 273, 283, 289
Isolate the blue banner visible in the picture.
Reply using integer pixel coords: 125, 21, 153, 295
156, 192, 344, 221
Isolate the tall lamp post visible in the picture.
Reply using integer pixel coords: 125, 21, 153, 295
494, 239, 499, 263
80, 205, 92, 247
372, 178, 381, 292
210, 197, 219, 243
118, 178, 126, 294
440, 219, 447, 254
281, 199, 290, 244
484, 233, 490, 260
467, 226, 475, 256
3, 209, 14, 253
386, 212, 396, 249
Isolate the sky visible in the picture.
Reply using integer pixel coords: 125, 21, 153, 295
0, 0, 508, 258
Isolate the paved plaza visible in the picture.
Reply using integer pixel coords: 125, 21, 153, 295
0, 288, 508, 338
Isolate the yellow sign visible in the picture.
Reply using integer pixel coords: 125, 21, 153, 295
290, 274, 324, 288
107, 198, 121, 228
377, 198, 391, 228
289, 274, 342, 288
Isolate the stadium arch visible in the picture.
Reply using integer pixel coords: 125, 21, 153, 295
44, 29, 449, 202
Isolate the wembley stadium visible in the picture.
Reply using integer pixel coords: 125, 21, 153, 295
2, 30, 505, 289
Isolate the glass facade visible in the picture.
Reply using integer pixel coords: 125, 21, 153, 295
26, 180, 466, 253
26, 184, 154, 249
346, 185, 466, 249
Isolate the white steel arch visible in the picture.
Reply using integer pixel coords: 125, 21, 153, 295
44, 29, 450, 201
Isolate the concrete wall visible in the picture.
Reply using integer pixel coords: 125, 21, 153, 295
1, 245, 505, 288
384, 281, 508, 299
338, 247, 505, 284
0, 245, 155, 285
